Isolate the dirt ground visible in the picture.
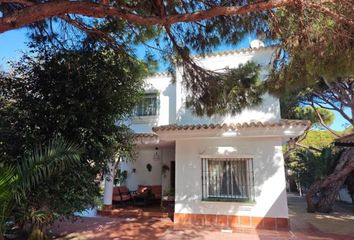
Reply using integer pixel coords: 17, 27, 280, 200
288, 194, 354, 236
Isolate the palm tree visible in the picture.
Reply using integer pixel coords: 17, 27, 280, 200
0, 138, 82, 240
0, 167, 16, 240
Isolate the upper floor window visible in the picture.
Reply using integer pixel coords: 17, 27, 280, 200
135, 93, 158, 117
201, 157, 254, 202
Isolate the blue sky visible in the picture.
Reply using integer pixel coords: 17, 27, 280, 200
0, 28, 349, 131
0, 28, 28, 71
331, 111, 350, 131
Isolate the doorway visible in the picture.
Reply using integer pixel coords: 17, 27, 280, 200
170, 161, 175, 192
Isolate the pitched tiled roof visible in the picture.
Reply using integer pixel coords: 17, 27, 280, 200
152, 119, 310, 132
150, 72, 171, 78
148, 46, 276, 79
134, 133, 157, 138
194, 46, 276, 59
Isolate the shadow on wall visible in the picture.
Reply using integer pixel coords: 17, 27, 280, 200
175, 51, 280, 125
175, 94, 280, 125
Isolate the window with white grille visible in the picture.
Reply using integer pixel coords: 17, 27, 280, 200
201, 157, 254, 201
135, 93, 158, 116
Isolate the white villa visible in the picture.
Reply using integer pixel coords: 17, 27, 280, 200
101, 45, 309, 230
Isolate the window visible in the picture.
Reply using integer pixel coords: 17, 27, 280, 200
201, 157, 254, 202
135, 93, 158, 116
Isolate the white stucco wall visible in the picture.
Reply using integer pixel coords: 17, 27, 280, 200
121, 47, 289, 218
129, 74, 176, 133
120, 148, 163, 190
175, 92, 280, 125
175, 47, 280, 125
120, 146, 175, 192
174, 137, 288, 218
129, 47, 280, 134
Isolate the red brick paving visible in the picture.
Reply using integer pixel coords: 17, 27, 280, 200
50, 215, 354, 240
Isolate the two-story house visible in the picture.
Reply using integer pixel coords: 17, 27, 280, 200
102, 45, 309, 230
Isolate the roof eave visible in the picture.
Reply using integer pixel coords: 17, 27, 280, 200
153, 121, 310, 141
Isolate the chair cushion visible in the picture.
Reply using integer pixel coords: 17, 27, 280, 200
118, 186, 130, 194
121, 194, 131, 201
112, 186, 132, 202
113, 187, 120, 195
137, 185, 149, 194
112, 195, 121, 201
112, 194, 131, 202
150, 185, 162, 199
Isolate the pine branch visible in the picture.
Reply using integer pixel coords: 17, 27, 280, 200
310, 103, 341, 137
0, 0, 296, 33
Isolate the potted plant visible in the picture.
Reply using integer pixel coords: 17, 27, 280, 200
114, 170, 128, 186
161, 164, 170, 177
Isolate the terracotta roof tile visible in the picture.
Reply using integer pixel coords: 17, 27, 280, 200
194, 46, 276, 59
152, 119, 310, 132
134, 133, 157, 138
150, 72, 171, 78
148, 46, 276, 79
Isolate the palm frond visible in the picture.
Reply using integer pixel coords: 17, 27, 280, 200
25, 210, 57, 226
17, 137, 82, 191
0, 166, 16, 205
0, 166, 16, 235
0, 138, 82, 236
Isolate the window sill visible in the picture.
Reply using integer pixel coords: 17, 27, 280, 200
202, 197, 256, 204
131, 115, 158, 123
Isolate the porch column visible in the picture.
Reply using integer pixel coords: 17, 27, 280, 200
103, 162, 114, 210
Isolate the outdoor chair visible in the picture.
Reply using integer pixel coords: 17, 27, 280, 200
112, 186, 133, 204
132, 185, 152, 206
150, 185, 162, 200
131, 185, 149, 197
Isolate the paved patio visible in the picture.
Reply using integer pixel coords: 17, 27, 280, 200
98, 203, 173, 218
50, 195, 354, 240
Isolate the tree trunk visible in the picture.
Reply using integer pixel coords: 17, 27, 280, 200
306, 147, 354, 213
306, 180, 321, 212
317, 178, 346, 213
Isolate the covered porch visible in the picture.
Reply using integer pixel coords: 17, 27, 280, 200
101, 133, 176, 218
